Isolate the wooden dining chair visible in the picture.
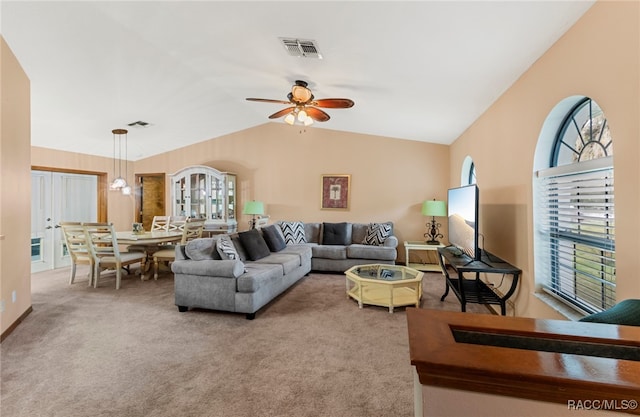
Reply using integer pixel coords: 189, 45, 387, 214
167, 216, 188, 232
150, 215, 170, 231
153, 218, 205, 279
60, 221, 95, 286
128, 215, 171, 253
83, 222, 147, 289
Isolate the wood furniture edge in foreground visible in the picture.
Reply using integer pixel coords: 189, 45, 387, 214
407, 308, 640, 415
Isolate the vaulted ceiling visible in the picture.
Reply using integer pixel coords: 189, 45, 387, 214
2, 1, 594, 160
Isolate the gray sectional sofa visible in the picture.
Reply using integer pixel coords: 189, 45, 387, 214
171, 221, 397, 319
292, 222, 397, 271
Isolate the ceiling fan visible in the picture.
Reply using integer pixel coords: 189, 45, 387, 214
246, 80, 355, 126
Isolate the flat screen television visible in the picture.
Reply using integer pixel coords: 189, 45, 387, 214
447, 184, 480, 261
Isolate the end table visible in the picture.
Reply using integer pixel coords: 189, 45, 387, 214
404, 241, 445, 273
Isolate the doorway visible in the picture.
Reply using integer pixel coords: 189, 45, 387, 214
31, 170, 100, 273
135, 173, 166, 230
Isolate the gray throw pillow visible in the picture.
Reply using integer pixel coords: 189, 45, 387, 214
322, 222, 350, 245
230, 234, 248, 261
238, 229, 271, 261
185, 238, 221, 260
362, 223, 393, 246
261, 225, 287, 252
278, 221, 307, 244
216, 234, 239, 260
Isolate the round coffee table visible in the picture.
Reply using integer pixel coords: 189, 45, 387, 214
345, 264, 424, 313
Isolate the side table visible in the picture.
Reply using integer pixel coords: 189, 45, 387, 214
404, 241, 445, 273
437, 247, 521, 315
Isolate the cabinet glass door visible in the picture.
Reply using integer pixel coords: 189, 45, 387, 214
174, 176, 187, 216
227, 176, 236, 221
190, 173, 207, 219
210, 176, 222, 220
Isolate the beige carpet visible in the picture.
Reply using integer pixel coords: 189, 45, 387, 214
1, 265, 486, 417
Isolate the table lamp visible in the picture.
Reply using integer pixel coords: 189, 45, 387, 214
243, 200, 264, 229
422, 199, 447, 244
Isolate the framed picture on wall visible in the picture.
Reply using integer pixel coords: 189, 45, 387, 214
321, 174, 351, 210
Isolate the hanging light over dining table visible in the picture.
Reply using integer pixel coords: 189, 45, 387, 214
109, 128, 131, 195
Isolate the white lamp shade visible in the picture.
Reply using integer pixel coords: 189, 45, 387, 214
422, 200, 447, 217
243, 201, 264, 215
110, 177, 127, 190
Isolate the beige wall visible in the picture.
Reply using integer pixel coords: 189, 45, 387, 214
134, 123, 449, 247
1, 37, 32, 335
30, 120, 449, 270
449, 0, 640, 318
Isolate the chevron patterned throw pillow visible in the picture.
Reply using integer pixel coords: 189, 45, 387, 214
216, 234, 239, 260
278, 221, 307, 245
362, 223, 392, 246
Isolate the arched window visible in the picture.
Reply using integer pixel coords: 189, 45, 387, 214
461, 156, 476, 186
534, 98, 615, 314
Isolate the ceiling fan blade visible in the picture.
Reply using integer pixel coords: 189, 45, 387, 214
310, 98, 355, 109
268, 107, 296, 119
246, 98, 292, 105
305, 107, 331, 122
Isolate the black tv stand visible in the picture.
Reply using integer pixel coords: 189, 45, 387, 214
437, 247, 521, 316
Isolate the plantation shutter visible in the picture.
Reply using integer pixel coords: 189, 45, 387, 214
535, 156, 615, 313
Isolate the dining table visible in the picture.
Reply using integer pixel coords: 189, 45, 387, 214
116, 230, 183, 280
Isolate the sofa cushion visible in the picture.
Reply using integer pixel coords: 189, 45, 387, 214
185, 238, 221, 260
172, 259, 245, 278
304, 223, 322, 244
279, 244, 313, 264
312, 245, 347, 260
261, 225, 287, 252
216, 234, 240, 260
239, 229, 271, 261
347, 244, 397, 261
278, 221, 307, 244
253, 253, 301, 275
322, 222, 351, 245
237, 263, 284, 293
362, 222, 393, 246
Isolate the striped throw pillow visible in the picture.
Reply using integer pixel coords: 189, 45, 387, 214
278, 221, 306, 245
362, 223, 392, 246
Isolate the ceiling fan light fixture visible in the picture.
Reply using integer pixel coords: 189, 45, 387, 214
247, 79, 353, 126
291, 85, 313, 103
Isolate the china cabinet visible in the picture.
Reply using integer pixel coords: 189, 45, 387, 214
170, 165, 237, 233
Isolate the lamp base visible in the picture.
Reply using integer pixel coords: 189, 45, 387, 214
424, 217, 444, 246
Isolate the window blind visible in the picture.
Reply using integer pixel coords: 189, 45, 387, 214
535, 156, 615, 313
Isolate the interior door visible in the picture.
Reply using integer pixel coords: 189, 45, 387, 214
135, 174, 165, 230
31, 171, 53, 273
31, 170, 98, 273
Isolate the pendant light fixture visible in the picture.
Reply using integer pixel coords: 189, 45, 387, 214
109, 128, 131, 194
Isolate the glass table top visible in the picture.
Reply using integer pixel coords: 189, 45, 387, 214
347, 264, 421, 282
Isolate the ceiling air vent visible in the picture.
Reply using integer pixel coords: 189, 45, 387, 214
127, 120, 150, 128
279, 38, 323, 59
